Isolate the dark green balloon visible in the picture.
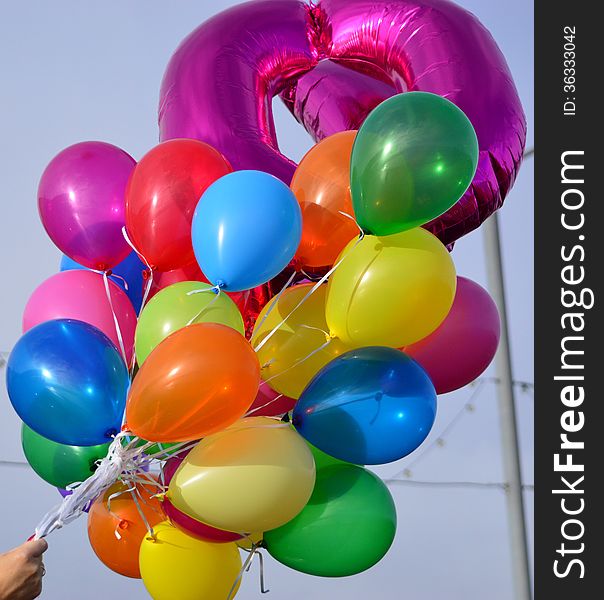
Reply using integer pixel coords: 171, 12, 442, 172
265, 464, 396, 577
351, 91, 479, 236
21, 424, 110, 489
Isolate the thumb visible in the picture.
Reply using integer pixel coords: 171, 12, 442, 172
21, 538, 48, 559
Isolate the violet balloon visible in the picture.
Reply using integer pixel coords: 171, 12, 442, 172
38, 141, 136, 270
22, 270, 137, 364
158, 0, 525, 246
405, 277, 501, 394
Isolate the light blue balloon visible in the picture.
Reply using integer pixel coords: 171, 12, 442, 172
60, 251, 147, 314
293, 347, 437, 465
6, 319, 129, 446
191, 170, 302, 292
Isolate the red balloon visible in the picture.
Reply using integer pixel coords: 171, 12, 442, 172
404, 277, 500, 394
248, 384, 296, 417
161, 450, 243, 543
125, 139, 232, 272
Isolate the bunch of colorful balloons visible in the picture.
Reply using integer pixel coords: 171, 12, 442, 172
5, 0, 526, 597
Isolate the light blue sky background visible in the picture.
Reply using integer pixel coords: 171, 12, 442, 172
0, 1, 533, 598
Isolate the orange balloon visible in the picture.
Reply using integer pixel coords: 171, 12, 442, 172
87, 481, 163, 578
126, 323, 260, 442
291, 131, 359, 269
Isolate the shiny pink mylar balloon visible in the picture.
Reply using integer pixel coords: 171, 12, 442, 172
22, 270, 136, 364
162, 450, 243, 543
404, 277, 501, 394
38, 141, 135, 270
158, 0, 526, 246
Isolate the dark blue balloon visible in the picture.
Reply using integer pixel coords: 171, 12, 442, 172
6, 319, 129, 446
191, 170, 302, 292
60, 251, 147, 314
293, 347, 437, 465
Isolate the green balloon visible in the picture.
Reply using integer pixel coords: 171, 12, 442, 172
265, 464, 396, 577
21, 424, 110, 489
307, 440, 351, 470
135, 281, 245, 364
351, 91, 479, 236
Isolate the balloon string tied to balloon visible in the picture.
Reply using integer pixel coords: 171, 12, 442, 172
121, 225, 154, 372
245, 392, 285, 417
251, 270, 297, 336
101, 270, 128, 367
261, 336, 333, 386
184, 286, 223, 326
253, 231, 364, 353
226, 543, 269, 600
33, 431, 148, 539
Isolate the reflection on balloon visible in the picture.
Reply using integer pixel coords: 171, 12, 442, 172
167, 418, 315, 532
87, 481, 163, 578
325, 228, 456, 348
265, 464, 396, 577
252, 283, 352, 399
139, 521, 242, 600
405, 276, 501, 394
126, 323, 259, 442
192, 170, 302, 292
125, 139, 232, 271
7, 319, 129, 446
293, 347, 437, 465
291, 131, 359, 268
22, 424, 110, 489
38, 141, 135, 270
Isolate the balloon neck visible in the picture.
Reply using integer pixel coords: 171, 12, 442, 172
212, 280, 226, 294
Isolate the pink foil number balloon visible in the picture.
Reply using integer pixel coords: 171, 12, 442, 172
158, 0, 526, 246
404, 277, 501, 394
38, 141, 135, 270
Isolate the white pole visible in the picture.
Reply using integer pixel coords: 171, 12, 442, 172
483, 211, 532, 600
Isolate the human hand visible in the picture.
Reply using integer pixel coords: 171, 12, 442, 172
0, 539, 47, 600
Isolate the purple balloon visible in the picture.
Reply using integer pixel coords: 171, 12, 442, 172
158, 0, 526, 246
38, 141, 136, 271
405, 277, 501, 394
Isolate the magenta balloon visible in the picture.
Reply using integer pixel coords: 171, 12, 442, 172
22, 270, 136, 364
404, 277, 501, 394
162, 450, 244, 543
38, 141, 136, 270
158, 0, 525, 246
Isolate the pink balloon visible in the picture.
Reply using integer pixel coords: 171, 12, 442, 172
404, 277, 500, 395
22, 270, 136, 364
38, 141, 136, 271
162, 450, 243, 543
248, 384, 296, 417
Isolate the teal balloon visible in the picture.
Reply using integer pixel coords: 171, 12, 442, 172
265, 464, 396, 577
21, 424, 110, 489
351, 92, 479, 235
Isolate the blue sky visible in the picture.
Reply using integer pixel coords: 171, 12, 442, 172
0, 1, 533, 598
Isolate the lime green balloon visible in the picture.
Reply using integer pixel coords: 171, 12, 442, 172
351, 91, 479, 236
21, 424, 110, 489
264, 464, 396, 577
135, 281, 244, 364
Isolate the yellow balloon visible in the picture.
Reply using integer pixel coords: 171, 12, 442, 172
326, 228, 456, 347
139, 521, 242, 600
251, 283, 352, 398
167, 417, 315, 533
